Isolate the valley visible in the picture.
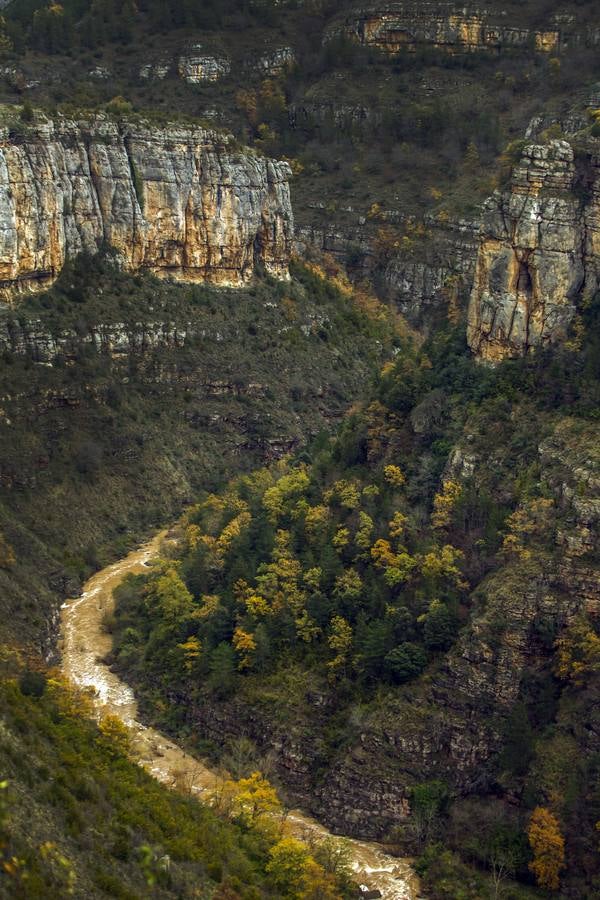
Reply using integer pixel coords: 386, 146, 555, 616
0, 1, 599, 898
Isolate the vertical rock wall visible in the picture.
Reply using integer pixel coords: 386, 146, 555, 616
0, 115, 294, 301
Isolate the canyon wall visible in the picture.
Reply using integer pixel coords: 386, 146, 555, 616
332, 2, 600, 54
0, 114, 293, 301
467, 139, 600, 361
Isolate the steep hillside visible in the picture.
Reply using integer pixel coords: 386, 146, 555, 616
110, 297, 600, 896
0, 660, 354, 899
0, 256, 400, 652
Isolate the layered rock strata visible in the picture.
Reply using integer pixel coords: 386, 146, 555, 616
466, 140, 596, 361
332, 3, 600, 55
0, 114, 293, 301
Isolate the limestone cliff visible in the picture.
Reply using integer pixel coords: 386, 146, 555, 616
0, 114, 293, 301
332, 2, 599, 54
466, 140, 588, 361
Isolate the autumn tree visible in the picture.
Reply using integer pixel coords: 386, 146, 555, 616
232, 627, 256, 670
554, 616, 600, 685
327, 616, 352, 679
431, 480, 462, 530
384, 464, 406, 488
213, 771, 281, 830
502, 498, 554, 559
177, 635, 202, 673
147, 567, 194, 622
266, 837, 339, 898
527, 807, 565, 891
266, 837, 310, 897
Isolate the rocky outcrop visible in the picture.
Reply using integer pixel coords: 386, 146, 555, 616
256, 46, 296, 76
177, 46, 231, 83
0, 114, 293, 301
467, 140, 591, 361
331, 3, 600, 55
138, 45, 293, 84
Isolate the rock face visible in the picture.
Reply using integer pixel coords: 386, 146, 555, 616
297, 212, 478, 327
465, 139, 600, 361
0, 114, 293, 301
177, 46, 231, 83
332, 3, 600, 54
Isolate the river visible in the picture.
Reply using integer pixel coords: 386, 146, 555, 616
59, 532, 421, 899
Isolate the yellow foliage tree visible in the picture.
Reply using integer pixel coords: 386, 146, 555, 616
431, 480, 462, 529
192, 594, 220, 620
266, 837, 310, 897
332, 527, 350, 552
527, 807, 565, 891
148, 568, 194, 622
554, 617, 600, 685
215, 510, 251, 562
333, 569, 363, 602
420, 544, 466, 589
300, 857, 341, 899
266, 836, 341, 899
389, 510, 408, 540
177, 635, 202, 672
370, 538, 399, 569
355, 511, 374, 551
256, 531, 305, 612
502, 498, 554, 559
219, 771, 282, 828
245, 593, 271, 617
303, 567, 322, 591
327, 616, 353, 678
304, 504, 330, 539
99, 714, 131, 758
384, 464, 406, 488
383, 551, 417, 587
323, 479, 361, 510
232, 627, 257, 670
263, 468, 310, 523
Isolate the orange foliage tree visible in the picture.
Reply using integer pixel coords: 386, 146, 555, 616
527, 806, 565, 891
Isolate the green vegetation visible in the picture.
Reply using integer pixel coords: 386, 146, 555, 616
0, 254, 398, 649
0, 657, 354, 898
112, 291, 600, 896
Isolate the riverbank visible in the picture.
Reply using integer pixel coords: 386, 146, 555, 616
60, 531, 422, 900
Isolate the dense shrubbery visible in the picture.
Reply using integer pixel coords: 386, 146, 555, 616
0, 672, 271, 897
0, 666, 356, 898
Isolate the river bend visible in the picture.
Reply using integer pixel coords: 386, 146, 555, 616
60, 532, 420, 899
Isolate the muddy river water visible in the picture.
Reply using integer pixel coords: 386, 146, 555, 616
60, 532, 421, 899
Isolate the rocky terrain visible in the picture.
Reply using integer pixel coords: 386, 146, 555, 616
0, 113, 293, 300
330, 1, 600, 54
468, 140, 592, 360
